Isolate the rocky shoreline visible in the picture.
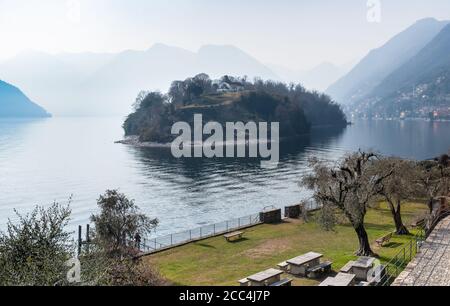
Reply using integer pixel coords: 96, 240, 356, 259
115, 136, 275, 148
115, 136, 173, 148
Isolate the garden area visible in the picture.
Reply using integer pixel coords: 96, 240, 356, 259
144, 202, 427, 286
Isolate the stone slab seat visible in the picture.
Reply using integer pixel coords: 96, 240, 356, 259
239, 278, 250, 286
269, 278, 293, 287
277, 262, 289, 271
307, 261, 333, 278
340, 261, 356, 273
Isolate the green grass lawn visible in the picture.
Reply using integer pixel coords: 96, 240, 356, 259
143, 202, 427, 286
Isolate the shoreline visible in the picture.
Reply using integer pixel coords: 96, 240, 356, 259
115, 136, 277, 148
115, 124, 349, 148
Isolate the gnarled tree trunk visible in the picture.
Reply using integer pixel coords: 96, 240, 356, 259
354, 223, 376, 257
393, 203, 409, 235
388, 200, 410, 235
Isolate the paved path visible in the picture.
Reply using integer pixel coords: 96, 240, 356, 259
393, 216, 450, 286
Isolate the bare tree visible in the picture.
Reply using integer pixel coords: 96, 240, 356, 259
302, 151, 392, 256
374, 158, 418, 235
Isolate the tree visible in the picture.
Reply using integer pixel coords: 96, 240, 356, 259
375, 158, 418, 235
90, 190, 159, 256
417, 156, 450, 213
132, 90, 150, 110
85, 190, 165, 286
302, 151, 392, 256
0, 204, 73, 286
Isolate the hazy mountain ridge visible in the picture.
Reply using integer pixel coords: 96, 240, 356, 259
362, 23, 450, 117
327, 18, 450, 105
0, 44, 280, 116
270, 62, 350, 92
0, 80, 50, 118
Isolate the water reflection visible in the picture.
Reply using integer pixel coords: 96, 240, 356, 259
1, 118, 450, 236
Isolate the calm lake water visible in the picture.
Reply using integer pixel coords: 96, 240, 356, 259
1, 117, 450, 236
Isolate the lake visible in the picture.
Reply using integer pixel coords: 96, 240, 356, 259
1, 117, 449, 237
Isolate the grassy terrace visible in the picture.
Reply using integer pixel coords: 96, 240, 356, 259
143, 202, 427, 286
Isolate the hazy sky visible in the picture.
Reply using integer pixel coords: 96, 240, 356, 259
1, 0, 450, 70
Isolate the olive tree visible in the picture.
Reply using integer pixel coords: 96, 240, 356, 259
374, 158, 419, 235
86, 190, 164, 286
90, 190, 159, 256
302, 151, 393, 256
417, 155, 450, 213
0, 204, 73, 286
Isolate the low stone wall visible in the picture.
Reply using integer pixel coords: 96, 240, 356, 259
285, 204, 302, 219
260, 208, 282, 224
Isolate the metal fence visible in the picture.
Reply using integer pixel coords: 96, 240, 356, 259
379, 208, 450, 286
139, 213, 262, 253
378, 230, 425, 286
138, 200, 321, 253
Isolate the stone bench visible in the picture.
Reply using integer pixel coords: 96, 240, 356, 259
269, 278, 293, 287
277, 261, 290, 272
224, 231, 244, 242
376, 233, 393, 247
307, 261, 333, 279
238, 278, 250, 286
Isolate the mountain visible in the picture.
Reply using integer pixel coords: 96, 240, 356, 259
362, 24, 450, 117
0, 80, 50, 117
0, 44, 279, 116
0, 50, 86, 116
327, 18, 449, 105
270, 62, 349, 92
79, 44, 280, 116
196, 45, 278, 80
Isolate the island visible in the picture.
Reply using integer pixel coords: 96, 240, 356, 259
0, 80, 51, 118
122, 74, 347, 145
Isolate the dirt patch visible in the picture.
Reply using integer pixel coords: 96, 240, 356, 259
241, 237, 293, 259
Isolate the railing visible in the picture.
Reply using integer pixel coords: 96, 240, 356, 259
139, 213, 262, 253
379, 207, 450, 286
378, 230, 425, 286
138, 200, 321, 253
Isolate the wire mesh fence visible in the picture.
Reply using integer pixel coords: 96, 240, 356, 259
139, 213, 262, 253
379, 208, 450, 286
378, 230, 425, 286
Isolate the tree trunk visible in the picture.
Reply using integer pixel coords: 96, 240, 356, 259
354, 223, 376, 257
393, 203, 410, 235
427, 198, 434, 214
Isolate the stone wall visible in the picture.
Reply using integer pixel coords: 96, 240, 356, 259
392, 215, 450, 286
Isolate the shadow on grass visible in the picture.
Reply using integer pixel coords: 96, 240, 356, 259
383, 242, 403, 248
227, 238, 250, 244
194, 243, 217, 249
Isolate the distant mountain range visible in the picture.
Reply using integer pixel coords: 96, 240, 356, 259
327, 18, 450, 118
270, 61, 353, 92
0, 80, 50, 118
0, 45, 281, 116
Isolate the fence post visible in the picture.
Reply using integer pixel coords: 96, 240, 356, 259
154, 239, 157, 250
214, 224, 216, 235
238, 218, 241, 228
226, 221, 229, 232
77, 225, 82, 256
409, 241, 413, 261
200, 227, 203, 238
86, 224, 90, 253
